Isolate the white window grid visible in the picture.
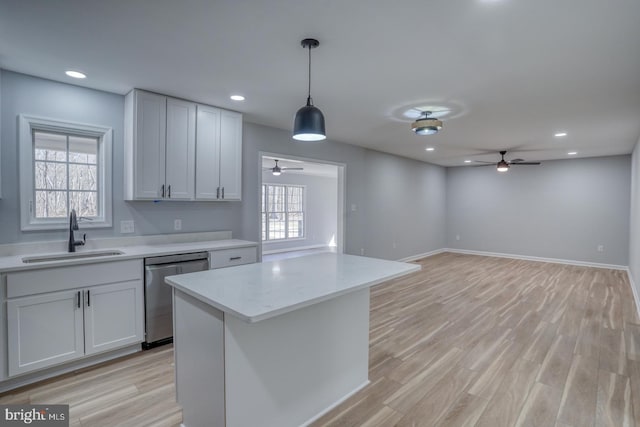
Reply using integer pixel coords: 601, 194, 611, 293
262, 184, 305, 241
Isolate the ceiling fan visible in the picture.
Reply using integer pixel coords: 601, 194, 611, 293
264, 159, 304, 176
472, 151, 541, 172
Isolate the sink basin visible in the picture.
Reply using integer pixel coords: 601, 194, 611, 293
22, 250, 124, 264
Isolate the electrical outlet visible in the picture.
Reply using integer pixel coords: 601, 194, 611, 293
174, 219, 182, 231
456, 234, 461, 241
360, 248, 365, 255
351, 204, 357, 212
120, 220, 134, 234
597, 244, 604, 252
393, 242, 397, 249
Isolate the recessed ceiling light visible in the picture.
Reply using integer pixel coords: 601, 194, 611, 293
230, 95, 245, 101
65, 70, 86, 79
555, 132, 568, 137
568, 151, 577, 155
425, 147, 435, 152
464, 160, 472, 163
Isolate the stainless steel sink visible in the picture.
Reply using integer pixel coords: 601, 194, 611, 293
22, 250, 124, 264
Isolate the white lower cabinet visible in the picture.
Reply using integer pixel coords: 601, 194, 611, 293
7, 280, 143, 377
7, 289, 84, 376
84, 281, 144, 356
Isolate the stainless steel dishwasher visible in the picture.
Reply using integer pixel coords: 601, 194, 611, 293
143, 252, 209, 349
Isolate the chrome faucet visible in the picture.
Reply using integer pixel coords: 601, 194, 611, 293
68, 209, 86, 252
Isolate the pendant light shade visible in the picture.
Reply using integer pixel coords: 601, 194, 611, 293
411, 111, 443, 135
293, 38, 326, 142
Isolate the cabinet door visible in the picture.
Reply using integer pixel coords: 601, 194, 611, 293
166, 98, 196, 200
7, 290, 84, 376
219, 110, 243, 200
84, 280, 144, 356
134, 91, 166, 199
195, 105, 221, 200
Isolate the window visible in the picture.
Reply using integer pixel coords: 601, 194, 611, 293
19, 115, 112, 230
262, 184, 305, 241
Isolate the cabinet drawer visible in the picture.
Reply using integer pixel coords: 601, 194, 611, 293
209, 247, 257, 269
7, 260, 143, 298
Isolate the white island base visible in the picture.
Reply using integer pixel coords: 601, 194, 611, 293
167, 253, 420, 427
174, 287, 370, 427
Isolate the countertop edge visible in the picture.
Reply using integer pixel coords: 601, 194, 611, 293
167, 261, 421, 323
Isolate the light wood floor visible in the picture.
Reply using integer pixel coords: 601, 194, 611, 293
2, 252, 639, 427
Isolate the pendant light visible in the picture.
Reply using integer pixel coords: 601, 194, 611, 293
293, 38, 326, 142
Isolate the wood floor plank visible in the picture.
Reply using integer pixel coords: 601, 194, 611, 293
474, 358, 540, 427
514, 382, 562, 427
595, 369, 634, 427
557, 355, 599, 427
434, 392, 490, 427
537, 334, 577, 390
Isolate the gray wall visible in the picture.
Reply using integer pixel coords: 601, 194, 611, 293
0, 70, 448, 260
629, 138, 640, 290
239, 123, 447, 259
446, 156, 631, 265
261, 171, 338, 253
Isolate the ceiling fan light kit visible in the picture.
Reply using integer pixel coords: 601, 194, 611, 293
473, 150, 541, 173
267, 159, 304, 176
411, 111, 443, 136
293, 38, 326, 142
496, 160, 510, 172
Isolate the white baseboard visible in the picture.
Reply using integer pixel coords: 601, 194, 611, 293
397, 248, 447, 262
627, 269, 640, 322
444, 248, 628, 270
262, 244, 329, 255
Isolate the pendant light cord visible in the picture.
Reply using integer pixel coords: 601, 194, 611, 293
307, 45, 313, 106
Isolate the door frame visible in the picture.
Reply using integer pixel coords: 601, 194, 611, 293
258, 151, 346, 261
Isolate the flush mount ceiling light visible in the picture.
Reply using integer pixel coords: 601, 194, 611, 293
65, 70, 86, 79
411, 111, 443, 135
293, 38, 326, 142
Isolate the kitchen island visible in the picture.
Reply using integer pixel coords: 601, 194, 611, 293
166, 253, 420, 427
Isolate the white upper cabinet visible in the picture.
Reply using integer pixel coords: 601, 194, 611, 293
165, 98, 196, 200
195, 106, 243, 201
218, 110, 243, 201
195, 105, 221, 200
125, 89, 242, 201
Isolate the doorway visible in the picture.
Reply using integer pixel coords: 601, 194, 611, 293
258, 152, 345, 261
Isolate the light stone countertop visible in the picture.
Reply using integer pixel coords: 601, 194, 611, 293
0, 238, 257, 273
165, 252, 421, 323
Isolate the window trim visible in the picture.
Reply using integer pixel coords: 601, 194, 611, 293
262, 183, 306, 242
19, 115, 113, 231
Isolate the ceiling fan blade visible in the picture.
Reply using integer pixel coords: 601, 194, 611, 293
471, 164, 496, 167
510, 162, 541, 165
510, 158, 526, 163
472, 160, 496, 164
281, 167, 304, 170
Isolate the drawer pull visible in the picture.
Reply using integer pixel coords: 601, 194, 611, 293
229, 256, 242, 261
87, 290, 91, 307
77, 291, 81, 308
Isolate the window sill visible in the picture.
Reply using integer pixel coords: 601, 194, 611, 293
22, 220, 112, 232
262, 237, 307, 244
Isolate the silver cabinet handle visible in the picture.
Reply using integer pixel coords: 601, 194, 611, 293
216, 187, 220, 199
168, 185, 171, 198
161, 184, 165, 198
77, 291, 81, 308
222, 187, 225, 199
229, 256, 242, 261
86, 290, 91, 307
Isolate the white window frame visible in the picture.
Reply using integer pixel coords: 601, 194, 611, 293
262, 183, 306, 242
19, 115, 113, 231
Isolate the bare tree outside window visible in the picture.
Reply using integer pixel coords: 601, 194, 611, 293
33, 131, 99, 219
262, 184, 305, 241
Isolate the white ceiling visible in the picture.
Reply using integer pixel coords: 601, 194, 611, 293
1, 0, 639, 166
